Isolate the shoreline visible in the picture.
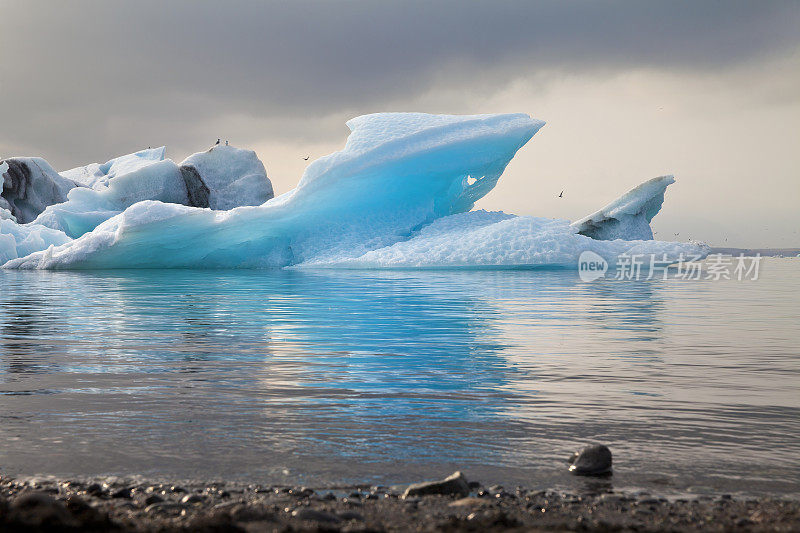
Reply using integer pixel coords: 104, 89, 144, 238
2, 474, 799, 532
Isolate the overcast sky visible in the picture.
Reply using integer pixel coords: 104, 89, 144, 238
1, 1, 798, 247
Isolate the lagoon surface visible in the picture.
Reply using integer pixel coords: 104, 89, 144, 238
1, 259, 798, 497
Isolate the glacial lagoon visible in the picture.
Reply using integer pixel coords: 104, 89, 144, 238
1, 259, 797, 497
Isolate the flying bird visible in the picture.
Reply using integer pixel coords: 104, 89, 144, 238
558, 190, 563, 198
303, 156, 309, 161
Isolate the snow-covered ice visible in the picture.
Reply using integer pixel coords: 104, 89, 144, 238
1, 113, 706, 270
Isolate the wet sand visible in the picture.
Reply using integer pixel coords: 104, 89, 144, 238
2, 474, 799, 532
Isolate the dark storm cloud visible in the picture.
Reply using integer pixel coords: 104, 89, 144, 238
1, 0, 798, 166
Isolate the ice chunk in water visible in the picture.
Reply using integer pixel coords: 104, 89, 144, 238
571, 176, 675, 241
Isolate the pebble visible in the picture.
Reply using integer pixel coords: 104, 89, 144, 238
144, 494, 164, 505
10, 491, 75, 527
85, 483, 105, 496
568, 444, 613, 476
450, 497, 490, 508
111, 487, 133, 499
291, 508, 341, 523
403, 471, 470, 498
145, 502, 187, 515
181, 493, 206, 504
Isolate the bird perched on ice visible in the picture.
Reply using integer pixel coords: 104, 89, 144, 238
216, 139, 220, 145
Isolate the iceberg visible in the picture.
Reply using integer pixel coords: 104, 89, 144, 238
0, 219, 71, 264
1, 113, 707, 270
34, 159, 190, 238
32, 145, 275, 238
570, 175, 674, 241
0, 157, 78, 223
179, 145, 274, 210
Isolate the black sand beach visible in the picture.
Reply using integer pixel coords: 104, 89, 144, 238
2, 474, 798, 532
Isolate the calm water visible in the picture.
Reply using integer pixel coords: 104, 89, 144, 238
0, 259, 798, 497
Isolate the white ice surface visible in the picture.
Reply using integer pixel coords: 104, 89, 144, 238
0, 218, 71, 264
180, 145, 274, 210
34, 159, 189, 238
60, 147, 166, 188
297, 210, 708, 269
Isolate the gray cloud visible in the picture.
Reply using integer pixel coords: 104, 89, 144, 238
1, 0, 799, 167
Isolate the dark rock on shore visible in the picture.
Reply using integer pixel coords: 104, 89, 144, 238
403, 470, 470, 498
569, 443, 613, 475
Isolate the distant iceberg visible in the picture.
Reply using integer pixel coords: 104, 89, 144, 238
1, 113, 707, 270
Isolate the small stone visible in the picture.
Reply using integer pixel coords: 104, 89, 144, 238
450, 497, 489, 508
568, 444, 613, 476
181, 493, 206, 504
291, 508, 341, 523
403, 471, 470, 498
567, 452, 579, 464
145, 502, 187, 515
170, 485, 186, 493
85, 482, 105, 496
10, 491, 75, 528
144, 494, 164, 505
64, 495, 92, 513
211, 501, 241, 512
111, 487, 133, 499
